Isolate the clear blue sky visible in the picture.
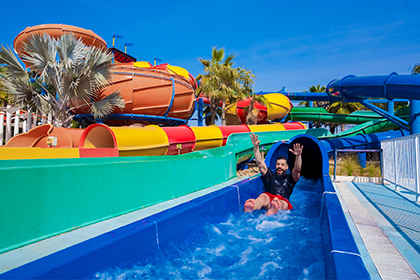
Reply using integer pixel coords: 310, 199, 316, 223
1, 0, 419, 92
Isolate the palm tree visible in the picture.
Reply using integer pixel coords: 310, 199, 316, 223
0, 66, 9, 107
300, 84, 363, 133
0, 33, 125, 127
412, 63, 420, 75
196, 47, 256, 126
328, 101, 363, 133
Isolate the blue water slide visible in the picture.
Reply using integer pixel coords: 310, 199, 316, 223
263, 129, 408, 279
257, 73, 420, 102
325, 73, 420, 133
326, 73, 420, 101
265, 129, 409, 180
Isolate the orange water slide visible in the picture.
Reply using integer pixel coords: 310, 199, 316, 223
13, 24, 197, 126
85, 62, 197, 126
14, 24, 107, 57
5, 124, 84, 148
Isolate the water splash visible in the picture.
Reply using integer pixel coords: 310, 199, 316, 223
91, 178, 326, 280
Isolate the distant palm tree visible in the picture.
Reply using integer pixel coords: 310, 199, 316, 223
299, 84, 328, 107
412, 63, 420, 75
328, 101, 364, 133
0, 33, 125, 127
0, 66, 9, 107
196, 47, 256, 125
300, 84, 363, 133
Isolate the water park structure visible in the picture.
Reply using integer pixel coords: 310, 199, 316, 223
1, 24, 420, 279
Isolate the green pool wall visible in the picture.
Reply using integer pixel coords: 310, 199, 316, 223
0, 128, 330, 254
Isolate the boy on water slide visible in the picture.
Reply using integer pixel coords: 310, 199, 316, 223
244, 133, 303, 215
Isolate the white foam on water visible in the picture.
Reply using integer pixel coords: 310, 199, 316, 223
258, 261, 282, 277
91, 180, 326, 280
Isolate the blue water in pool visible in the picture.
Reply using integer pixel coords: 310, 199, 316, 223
91, 178, 325, 280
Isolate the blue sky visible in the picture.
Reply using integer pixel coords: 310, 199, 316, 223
1, 0, 419, 92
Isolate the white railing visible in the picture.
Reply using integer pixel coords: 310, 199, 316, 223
0, 105, 51, 146
381, 133, 420, 203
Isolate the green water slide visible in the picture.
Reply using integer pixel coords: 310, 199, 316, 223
286, 107, 410, 138
0, 128, 330, 254
287, 107, 383, 124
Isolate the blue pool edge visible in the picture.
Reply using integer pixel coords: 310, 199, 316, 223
0, 174, 371, 279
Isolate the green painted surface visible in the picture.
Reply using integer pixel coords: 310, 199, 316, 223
0, 128, 330, 254
287, 107, 383, 124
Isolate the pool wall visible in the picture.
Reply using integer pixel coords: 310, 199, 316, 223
1, 132, 376, 279
1, 170, 371, 279
0, 179, 256, 279
0, 128, 330, 255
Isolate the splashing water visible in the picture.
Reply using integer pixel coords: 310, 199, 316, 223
91, 178, 326, 280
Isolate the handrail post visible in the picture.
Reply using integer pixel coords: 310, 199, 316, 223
416, 136, 420, 203
334, 149, 337, 181
380, 148, 384, 185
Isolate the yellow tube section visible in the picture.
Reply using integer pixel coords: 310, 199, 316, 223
190, 125, 223, 151
82, 124, 169, 156
265, 93, 292, 120
0, 147, 79, 160
248, 123, 285, 133
112, 126, 169, 156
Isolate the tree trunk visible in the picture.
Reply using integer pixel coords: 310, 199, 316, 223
245, 97, 257, 125
208, 97, 218, 125
221, 100, 226, 126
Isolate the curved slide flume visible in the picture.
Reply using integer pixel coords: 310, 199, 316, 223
287, 106, 410, 138
199, 92, 293, 125
78, 122, 308, 158
287, 107, 383, 124
13, 24, 198, 126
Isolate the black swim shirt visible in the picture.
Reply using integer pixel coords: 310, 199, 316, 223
262, 168, 297, 200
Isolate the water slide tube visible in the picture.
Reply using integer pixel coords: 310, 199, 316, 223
287, 107, 383, 124
13, 24, 107, 57
78, 122, 306, 157
199, 92, 293, 125
325, 73, 420, 101
2, 120, 306, 160
71, 61, 197, 126
255, 129, 408, 279
13, 24, 197, 126
286, 106, 410, 138
265, 129, 409, 180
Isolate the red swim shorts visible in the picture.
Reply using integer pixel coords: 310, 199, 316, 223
263, 192, 293, 210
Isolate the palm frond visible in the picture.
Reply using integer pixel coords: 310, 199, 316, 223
0, 45, 28, 82
56, 33, 86, 67
83, 47, 113, 89
60, 64, 93, 102
198, 58, 210, 68
211, 47, 224, 62
412, 63, 420, 75
89, 91, 125, 119
223, 53, 236, 66
20, 34, 57, 80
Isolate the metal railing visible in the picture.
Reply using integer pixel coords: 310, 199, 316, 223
381, 133, 420, 203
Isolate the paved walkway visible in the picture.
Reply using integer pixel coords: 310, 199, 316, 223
334, 180, 420, 279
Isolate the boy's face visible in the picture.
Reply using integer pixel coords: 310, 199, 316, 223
276, 159, 288, 176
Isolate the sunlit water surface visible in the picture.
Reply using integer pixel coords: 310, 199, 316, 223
91, 178, 325, 280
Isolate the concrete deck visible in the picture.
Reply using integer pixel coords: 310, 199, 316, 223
333, 178, 420, 280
